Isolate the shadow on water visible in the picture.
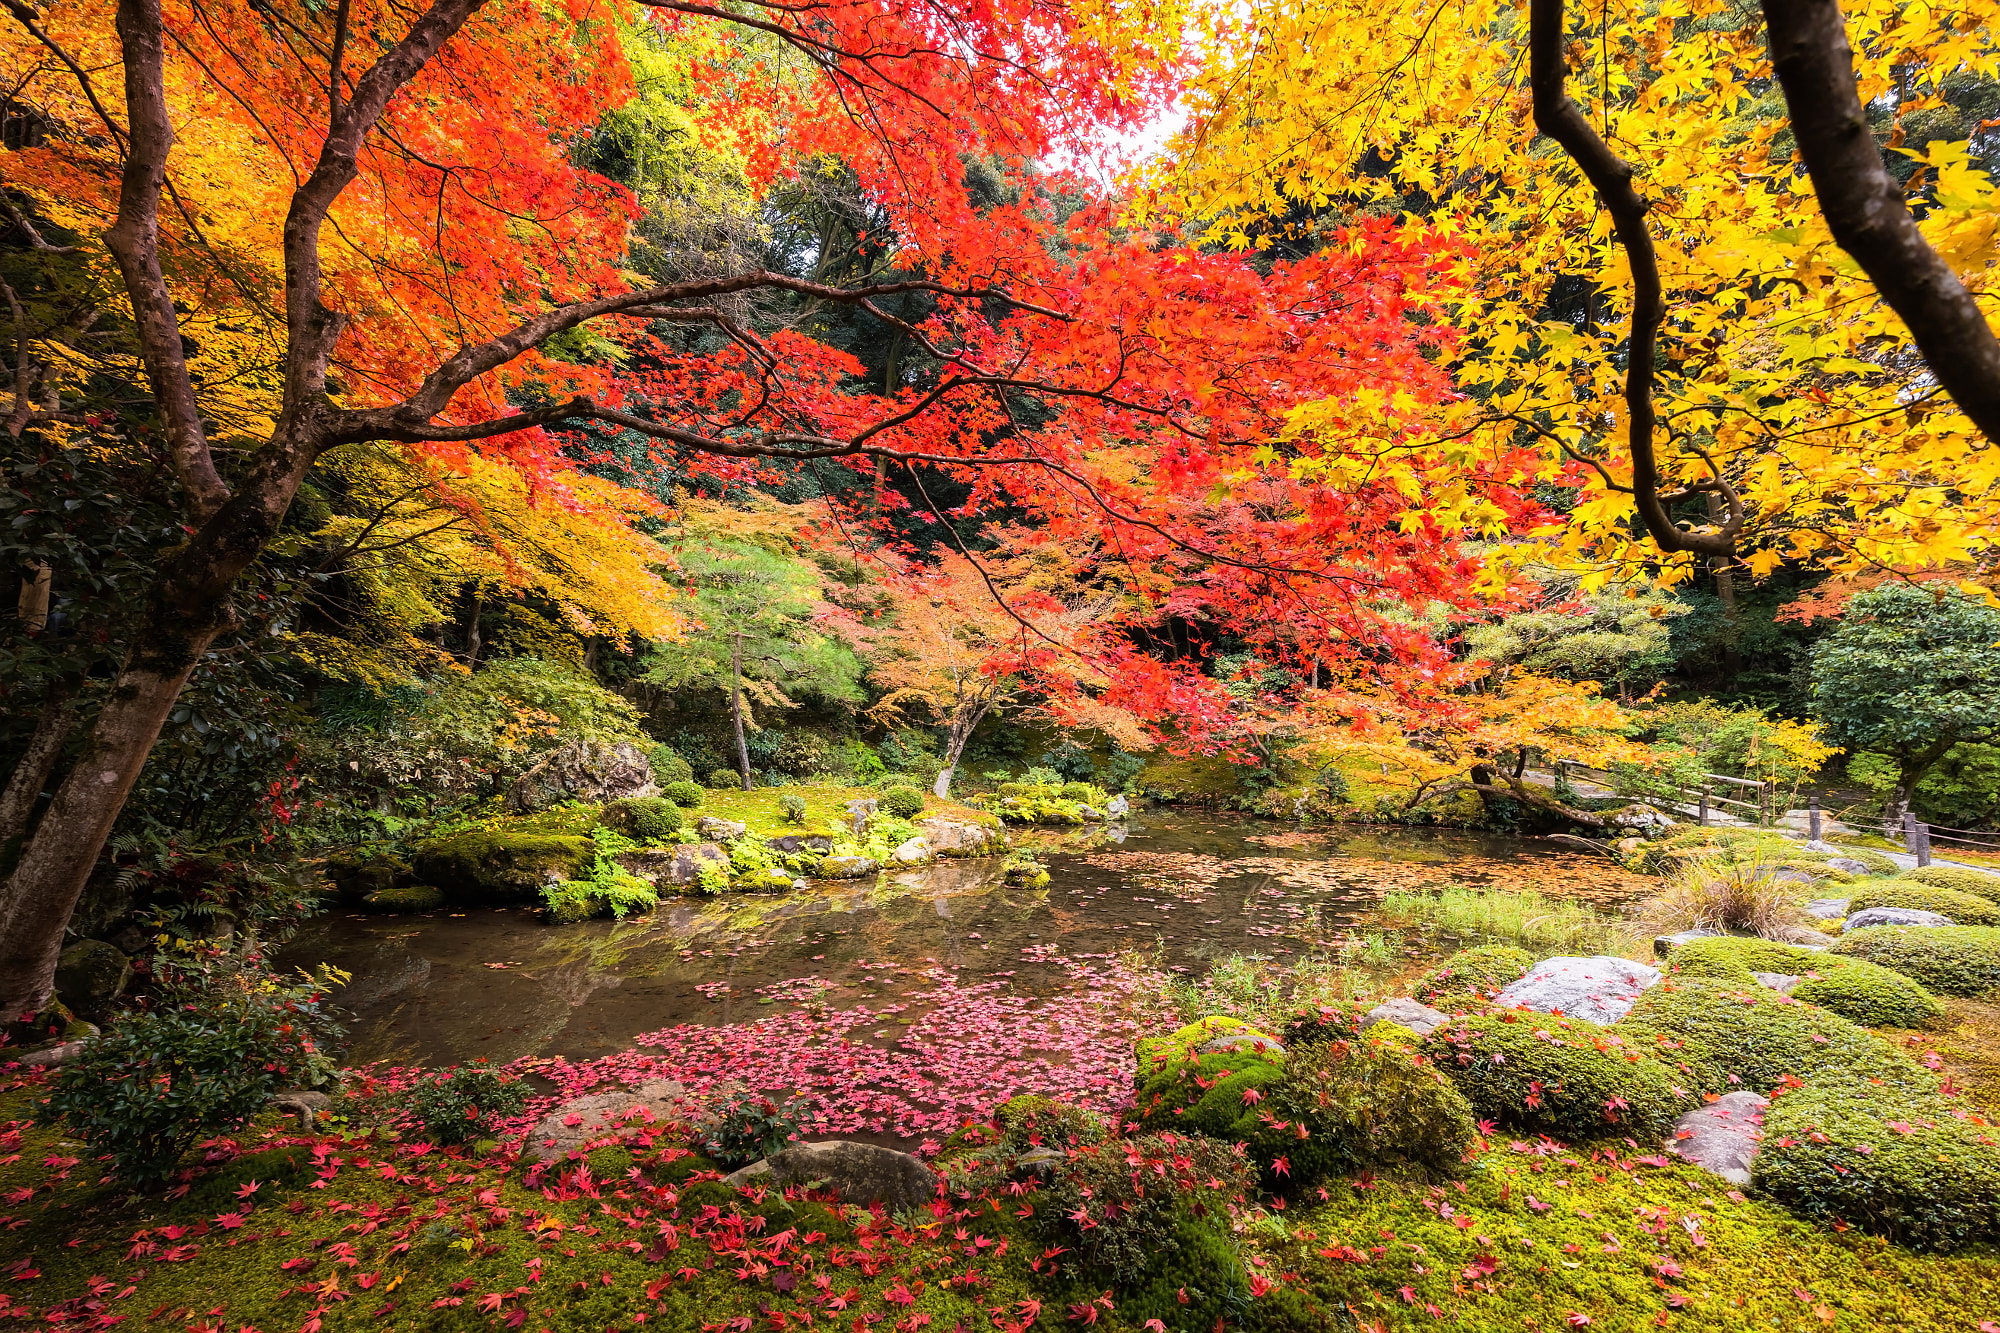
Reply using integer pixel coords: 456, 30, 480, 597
287, 813, 1640, 1068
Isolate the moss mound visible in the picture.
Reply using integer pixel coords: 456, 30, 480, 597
1423, 1013, 1698, 1140
410, 827, 593, 903
1849, 881, 2000, 925
1278, 1000, 1371, 1048
360, 883, 443, 913
993, 1094, 1105, 1149
1901, 865, 2000, 901
1832, 924, 2000, 996
1263, 1031, 1476, 1183
1754, 1076, 2000, 1250
599, 795, 685, 841
1664, 935, 1945, 1028
1410, 944, 1533, 1010
1620, 979, 1928, 1094
1132, 1016, 1287, 1141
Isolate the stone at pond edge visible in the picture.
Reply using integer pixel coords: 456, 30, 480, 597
363, 884, 443, 913
526, 1078, 686, 1162
1654, 929, 1723, 958
915, 817, 996, 856
1665, 1091, 1767, 1186
766, 834, 834, 855
818, 855, 880, 879
1804, 898, 1851, 921
1363, 997, 1449, 1037
724, 1140, 938, 1209
1075, 804, 1103, 822
697, 815, 748, 842
54, 939, 130, 1020
412, 830, 592, 903
505, 739, 656, 814
1846, 906, 1954, 930
618, 843, 729, 887
1751, 971, 1801, 994
1493, 955, 1662, 1025
15, 1041, 84, 1068
892, 836, 932, 865
1105, 795, 1129, 819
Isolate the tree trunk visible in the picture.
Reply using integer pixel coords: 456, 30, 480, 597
1707, 494, 1741, 688
0, 677, 78, 854
931, 701, 994, 799
461, 584, 483, 666
1881, 738, 1955, 835
730, 632, 752, 790
16, 562, 50, 631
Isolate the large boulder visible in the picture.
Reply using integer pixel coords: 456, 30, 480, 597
915, 817, 997, 857
696, 815, 748, 842
724, 1140, 937, 1209
1847, 906, 1954, 930
412, 829, 592, 903
617, 843, 729, 887
505, 739, 656, 814
54, 940, 131, 1020
526, 1078, 687, 1163
1105, 794, 1130, 819
818, 855, 880, 880
1492, 955, 1662, 1025
1666, 1091, 1767, 1185
891, 836, 931, 865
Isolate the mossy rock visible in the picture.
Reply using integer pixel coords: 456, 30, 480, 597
321, 850, 413, 903
1410, 944, 1534, 1011
1278, 1000, 1372, 1048
599, 796, 686, 841
1423, 1013, 1698, 1140
1263, 1032, 1476, 1184
1831, 924, 2000, 996
1849, 881, 2000, 926
1620, 978, 1929, 1094
361, 883, 444, 913
1754, 1075, 2000, 1250
1900, 865, 2000, 902
410, 827, 593, 904
1664, 935, 1945, 1029
1132, 1018, 1287, 1140
1827, 845, 1902, 876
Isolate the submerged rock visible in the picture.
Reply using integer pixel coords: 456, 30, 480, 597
724, 1140, 937, 1209
1493, 955, 1662, 1025
505, 739, 655, 814
526, 1078, 686, 1162
1846, 906, 1954, 930
1362, 997, 1450, 1037
1666, 1091, 1768, 1185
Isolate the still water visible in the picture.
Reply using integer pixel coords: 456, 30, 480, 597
288, 814, 1635, 1068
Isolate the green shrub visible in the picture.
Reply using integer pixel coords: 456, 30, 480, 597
1033, 1132, 1254, 1283
411, 828, 592, 903
1754, 1076, 2000, 1250
1059, 780, 1105, 804
1849, 881, 2000, 925
1411, 944, 1534, 1010
702, 1091, 803, 1167
1264, 1031, 1476, 1182
1279, 1001, 1372, 1048
1832, 924, 2000, 995
1900, 865, 2000, 902
400, 1067, 529, 1146
707, 767, 744, 790
647, 743, 695, 787
1621, 979, 1927, 1094
362, 883, 443, 913
1424, 1014, 1699, 1140
1133, 1016, 1288, 1141
1792, 965, 1946, 1029
881, 784, 926, 820
780, 793, 808, 824
663, 779, 703, 807
601, 796, 685, 842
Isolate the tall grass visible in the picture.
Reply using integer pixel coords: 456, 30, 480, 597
1379, 885, 1622, 954
1635, 853, 1817, 941
1165, 951, 1375, 1029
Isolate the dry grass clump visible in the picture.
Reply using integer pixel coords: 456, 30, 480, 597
1637, 853, 1818, 941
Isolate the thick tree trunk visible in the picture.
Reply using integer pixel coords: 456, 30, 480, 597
730, 632, 752, 790
1881, 739, 1954, 836
0, 677, 78, 853
931, 701, 993, 799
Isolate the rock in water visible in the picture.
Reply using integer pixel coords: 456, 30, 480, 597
1362, 997, 1450, 1037
696, 815, 748, 842
1106, 794, 1130, 819
1493, 955, 1662, 1025
1846, 906, 1955, 930
54, 939, 131, 1020
1665, 1091, 1768, 1185
818, 855, 880, 880
916, 818, 996, 856
506, 740, 656, 814
891, 836, 932, 865
526, 1079, 686, 1162
618, 842, 730, 887
724, 1140, 937, 1209
1075, 804, 1103, 822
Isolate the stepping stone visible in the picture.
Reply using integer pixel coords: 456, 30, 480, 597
1666, 1091, 1768, 1185
1494, 956, 1662, 1025
526, 1079, 686, 1162
1362, 997, 1449, 1037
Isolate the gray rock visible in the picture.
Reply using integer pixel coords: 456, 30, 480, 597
766, 834, 834, 855
1493, 955, 1662, 1025
697, 815, 748, 842
506, 739, 656, 814
526, 1078, 686, 1162
1847, 906, 1955, 930
724, 1140, 938, 1209
1750, 972, 1800, 994
15, 1041, 83, 1068
1606, 804, 1674, 831
1197, 1031, 1287, 1056
1803, 898, 1851, 920
1826, 857, 1875, 877
791, 878, 810, 892
1075, 805, 1103, 822
54, 939, 130, 1020
1654, 928, 1722, 958
818, 855, 880, 880
1666, 1091, 1768, 1185
891, 836, 932, 865
272, 1090, 332, 1127
844, 799, 878, 834
618, 842, 730, 887
1771, 868, 1819, 886
1362, 997, 1450, 1037
1106, 795, 1130, 819
1010, 1146, 1066, 1178
915, 818, 995, 857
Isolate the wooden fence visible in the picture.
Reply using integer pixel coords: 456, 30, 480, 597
1552, 760, 1782, 826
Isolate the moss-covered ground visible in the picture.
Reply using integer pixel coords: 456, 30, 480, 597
694, 785, 989, 841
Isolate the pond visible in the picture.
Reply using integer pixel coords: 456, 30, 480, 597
292, 813, 1648, 1073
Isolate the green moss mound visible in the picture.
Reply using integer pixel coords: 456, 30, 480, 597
1754, 1076, 2000, 1250
1264, 1031, 1476, 1184
1621, 978, 1928, 1094
1850, 881, 2000, 925
600, 795, 685, 841
662, 779, 703, 807
993, 1094, 1105, 1149
1665, 936, 1945, 1028
361, 883, 442, 913
1411, 944, 1533, 1010
1424, 1013, 1698, 1140
1901, 864, 2000, 901
1132, 1016, 1287, 1142
410, 827, 592, 903
1832, 924, 2000, 996
880, 784, 925, 820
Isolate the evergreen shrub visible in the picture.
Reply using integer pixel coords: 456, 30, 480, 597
401, 1066, 529, 1146
707, 767, 744, 790
663, 780, 703, 807
647, 744, 695, 787
881, 784, 926, 820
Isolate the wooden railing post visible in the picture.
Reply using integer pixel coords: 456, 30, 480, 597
1904, 811, 1919, 852
1698, 788, 1709, 827
1916, 823, 1933, 868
